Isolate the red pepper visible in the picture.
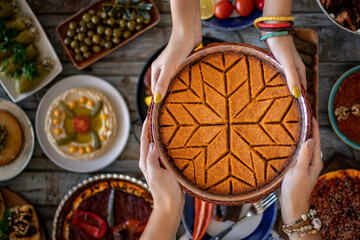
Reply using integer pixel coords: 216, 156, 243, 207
112, 219, 147, 239
71, 210, 108, 239
192, 198, 214, 240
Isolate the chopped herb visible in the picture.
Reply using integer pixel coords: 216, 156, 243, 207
21, 62, 39, 80
0, 209, 11, 240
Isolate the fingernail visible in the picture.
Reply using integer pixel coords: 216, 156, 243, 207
149, 143, 154, 151
154, 93, 162, 103
292, 87, 301, 98
307, 139, 316, 149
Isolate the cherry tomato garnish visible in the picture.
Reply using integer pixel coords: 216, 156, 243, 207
234, 0, 254, 17
214, 0, 233, 19
255, 0, 265, 10
72, 115, 90, 134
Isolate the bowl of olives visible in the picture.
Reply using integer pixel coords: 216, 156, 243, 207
56, 0, 159, 70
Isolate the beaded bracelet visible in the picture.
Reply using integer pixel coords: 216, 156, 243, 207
257, 21, 294, 29
259, 31, 294, 42
254, 16, 295, 29
282, 206, 322, 238
258, 27, 294, 32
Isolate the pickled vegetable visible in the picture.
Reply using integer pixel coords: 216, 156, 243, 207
15, 62, 49, 93
0, 0, 18, 19
1, 43, 38, 76
90, 130, 101, 149
59, 101, 76, 119
56, 132, 76, 146
90, 100, 103, 117
5, 15, 31, 31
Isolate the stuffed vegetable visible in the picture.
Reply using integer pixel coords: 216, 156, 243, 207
0, 0, 18, 19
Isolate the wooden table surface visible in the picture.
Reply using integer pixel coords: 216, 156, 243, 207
1, 0, 360, 237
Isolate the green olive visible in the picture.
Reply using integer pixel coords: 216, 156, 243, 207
69, 21, 78, 30
104, 27, 112, 36
107, 18, 116, 26
136, 16, 144, 24
113, 29, 122, 38
91, 15, 100, 24
97, 25, 105, 35
86, 22, 95, 30
93, 45, 102, 53
112, 37, 120, 44
79, 20, 86, 26
75, 54, 84, 62
130, 11, 137, 20
64, 37, 71, 45
100, 11, 108, 19
122, 14, 128, 20
108, 10, 116, 18
144, 17, 151, 25
67, 30, 76, 37
123, 30, 131, 39
74, 48, 81, 54
84, 52, 92, 59
119, 19, 127, 28
92, 35, 101, 44
104, 41, 113, 49
87, 30, 95, 37
80, 25, 87, 33
127, 20, 136, 31
116, 12, 123, 18
83, 13, 91, 22
70, 40, 79, 49
77, 33, 85, 41
80, 45, 89, 53
135, 24, 143, 31
100, 39, 106, 47
88, 9, 96, 16
84, 37, 92, 46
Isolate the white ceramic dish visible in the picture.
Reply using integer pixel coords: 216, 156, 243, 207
206, 204, 263, 240
0, 98, 35, 181
316, 0, 360, 35
0, 0, 62, 102
35, 75, 130, 173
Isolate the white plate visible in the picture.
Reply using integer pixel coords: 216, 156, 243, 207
206, 204, 263, 240
35, 75, 130, 173
0, 0, 62, 102
0, 98, 35, 181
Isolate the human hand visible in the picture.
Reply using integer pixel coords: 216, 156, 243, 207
139, 118, 184, 213
151, 33, 201, 103
280, 118, 323, 224
265, 34, 307, 98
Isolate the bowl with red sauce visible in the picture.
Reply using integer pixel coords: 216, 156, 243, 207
329, 65, 360, 150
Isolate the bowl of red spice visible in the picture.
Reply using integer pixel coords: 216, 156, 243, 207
329, 65, 360, 150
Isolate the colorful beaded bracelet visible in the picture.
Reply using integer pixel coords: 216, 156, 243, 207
259, 31, 294, 42
257, 22, 293, 28
254, 16, 295, 29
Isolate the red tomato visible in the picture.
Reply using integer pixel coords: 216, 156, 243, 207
72, 115, 90, 134
255, 0, 265, 10
214, 0, 233, 19
234, 0, 254, 17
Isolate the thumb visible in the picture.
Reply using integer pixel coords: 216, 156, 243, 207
146, 143, 161, 173
283, 62, 302, 99
153, 67, 174, 104
295, 139, 316, 171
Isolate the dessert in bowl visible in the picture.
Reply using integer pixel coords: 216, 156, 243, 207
152, 43, 311, 205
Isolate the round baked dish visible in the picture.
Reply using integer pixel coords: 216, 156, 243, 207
153, 43, 311, 205
310, 169, 360, 239
52, 174, 153, 240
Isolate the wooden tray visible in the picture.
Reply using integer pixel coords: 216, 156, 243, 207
0, 187, 47, 240
56, 0, 160, 70
294, 29, 319, 120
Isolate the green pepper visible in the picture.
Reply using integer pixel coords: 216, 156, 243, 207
58, 100, 76, 119
0, 0, 17, 19
15, 63, 49, 93
5, 15, 30, 31
90, 130, 101, 150
0, 44, 38, 76
90, 100, 103, 117
56, 132, 76, 146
